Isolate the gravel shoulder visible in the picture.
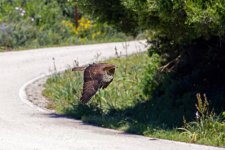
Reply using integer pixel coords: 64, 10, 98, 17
25, 76, 54, 112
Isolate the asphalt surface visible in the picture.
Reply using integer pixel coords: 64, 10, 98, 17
0, 41, 224, 150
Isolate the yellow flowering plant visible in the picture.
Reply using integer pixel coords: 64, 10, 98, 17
62, 17, 92, 36
61, 15, 128, 44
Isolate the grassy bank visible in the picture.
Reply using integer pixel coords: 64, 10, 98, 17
43, 52, 225, 147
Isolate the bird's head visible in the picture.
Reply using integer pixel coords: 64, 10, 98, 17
103, 64, 116, 76
101, 64, 116, 83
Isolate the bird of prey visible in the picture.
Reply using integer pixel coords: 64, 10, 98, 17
72, 63, 116, 104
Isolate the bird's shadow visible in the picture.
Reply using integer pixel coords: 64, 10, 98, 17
41, 101, 165, 138
43, 112, 153, 137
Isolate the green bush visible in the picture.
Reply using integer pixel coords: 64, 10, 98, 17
78, 0, 139, 35
79, 1, 225, 123
0, 0, 128, 51
0, 0, 69, 49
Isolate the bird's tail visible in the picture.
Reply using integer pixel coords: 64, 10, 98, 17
71, 66, 86, 72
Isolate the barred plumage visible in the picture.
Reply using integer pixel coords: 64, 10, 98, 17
72, 63, 116, 104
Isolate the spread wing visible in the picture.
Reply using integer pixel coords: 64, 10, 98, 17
80, 64, 103, 103
83, 64, 103, 81
80, 80, 100, 104
80, 63, 115, 103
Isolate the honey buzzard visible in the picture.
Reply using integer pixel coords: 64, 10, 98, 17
72, 63, 116, 104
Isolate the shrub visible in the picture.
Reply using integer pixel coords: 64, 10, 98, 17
0, 0, 68, 49
79, 1, 225, 124
0, 0, 128, 50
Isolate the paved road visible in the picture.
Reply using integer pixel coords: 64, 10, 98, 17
0, 41, 224, 150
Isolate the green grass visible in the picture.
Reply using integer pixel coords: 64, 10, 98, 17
43, 53, 150, 113
43, 52, 225, 147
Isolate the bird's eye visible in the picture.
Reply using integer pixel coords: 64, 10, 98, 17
108, 68, 115, 75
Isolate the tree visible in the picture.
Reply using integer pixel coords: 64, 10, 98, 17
78, 0, 139, 35
79, 0, 225, 50
79, 0, 225, 125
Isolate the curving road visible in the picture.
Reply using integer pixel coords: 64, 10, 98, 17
0, 41, 224, 150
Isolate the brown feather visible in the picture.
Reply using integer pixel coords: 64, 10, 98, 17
80, 80, 100, 104
80, 63, 116, 103
71, 66, 86, 72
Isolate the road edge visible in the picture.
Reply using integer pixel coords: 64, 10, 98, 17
19, 73, 52, 113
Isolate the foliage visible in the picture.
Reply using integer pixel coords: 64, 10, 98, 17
78, 0, 139, 35
78, 0, 225, 123
61, 18, 128, 44
143, 59, 225, 127
0, 0, 68, 49
80, 0, 225, 45
79, 0, 225, 72
79, 0, 225, 75
0, 0, 128, 51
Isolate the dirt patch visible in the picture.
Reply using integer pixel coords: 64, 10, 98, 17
25, 76, 55, 113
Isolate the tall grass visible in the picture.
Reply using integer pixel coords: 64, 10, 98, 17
178, 94, 225, 146
43, 53, 152, 114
